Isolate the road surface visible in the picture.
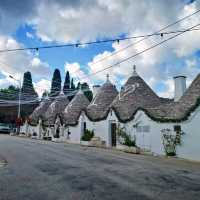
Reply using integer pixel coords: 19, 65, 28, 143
0, 135, 200, 200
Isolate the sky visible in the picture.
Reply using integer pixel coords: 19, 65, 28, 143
0, 0, 200, 97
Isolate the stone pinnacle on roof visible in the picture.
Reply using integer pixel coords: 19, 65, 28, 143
132, 65, 138, 77
59, 90, 64, 95
106, 74, 110, 83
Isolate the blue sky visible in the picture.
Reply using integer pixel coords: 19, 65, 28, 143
0, 0, 200, 97
13, 24, 115, 82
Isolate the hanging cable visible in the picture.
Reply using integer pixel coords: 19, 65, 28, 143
79, 23, 200, 81
71, 7, 200, 78
0, 27, 199, 54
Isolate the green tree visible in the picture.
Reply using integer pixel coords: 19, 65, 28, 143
68, 78, 76, 101
41, 90, 49, 100
63, 71, 70, 94
76, 82, 81, 90
0, 85, 19, 100
22, 71, 38, 99
80, 82, 93, 102
70, 78, 75, 90
50, 68, 61, 96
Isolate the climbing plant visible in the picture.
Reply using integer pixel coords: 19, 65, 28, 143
117, 125, 136, 147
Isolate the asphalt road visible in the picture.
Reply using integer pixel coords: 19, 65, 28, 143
0, 135, 200, 200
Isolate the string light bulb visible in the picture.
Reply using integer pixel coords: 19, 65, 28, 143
35, 48, 39, 57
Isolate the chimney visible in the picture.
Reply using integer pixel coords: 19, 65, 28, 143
92, 85, 100, 97
174, 76, 186, 102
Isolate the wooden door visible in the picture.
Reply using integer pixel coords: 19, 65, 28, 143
111, 123, 116, 146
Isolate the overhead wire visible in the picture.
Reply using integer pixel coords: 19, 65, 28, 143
79, 23, 200, 81
0, 26, 199, 54
71, 8, 200, 77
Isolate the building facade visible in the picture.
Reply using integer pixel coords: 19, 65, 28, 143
21, 67, 200, 161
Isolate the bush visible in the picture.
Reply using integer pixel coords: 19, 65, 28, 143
81, 129, 94, 141
123, 134, 136, 147
117, 126, 136, 147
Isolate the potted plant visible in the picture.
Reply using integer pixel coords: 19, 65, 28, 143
161, 129, 176, 156
80, 129, 94, 146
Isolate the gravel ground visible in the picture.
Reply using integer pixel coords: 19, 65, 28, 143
0, 135, 200, 200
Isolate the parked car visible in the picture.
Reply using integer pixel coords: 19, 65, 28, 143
0, 123, 11, 134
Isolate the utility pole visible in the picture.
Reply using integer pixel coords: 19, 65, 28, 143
9, 75, 22, 134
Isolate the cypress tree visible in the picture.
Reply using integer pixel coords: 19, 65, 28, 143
50, 68, 61, 96
76, 82, 81, 90
21, 71, 38, 120
63, 71, 70, 94
68, 78, 75, 101
22, 71, 38, 98
70, 78, 75, 90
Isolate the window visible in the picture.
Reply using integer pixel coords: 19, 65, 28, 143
174, 125, 181, 132
136, 125, 150, 133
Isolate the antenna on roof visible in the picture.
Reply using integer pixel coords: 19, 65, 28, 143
59, 90, 64, 95
133, 65, 138, 76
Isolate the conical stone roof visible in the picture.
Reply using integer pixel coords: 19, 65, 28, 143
44, 92, 69, 126
111, 69, 161, 122
147, 73, 200, 121
63, 90, 90, 125
29, 97, 52, 125
86, 75, 118, 121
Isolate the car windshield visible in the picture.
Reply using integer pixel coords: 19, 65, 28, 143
0, 123, 10, 128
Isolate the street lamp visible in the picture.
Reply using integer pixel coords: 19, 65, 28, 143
9, 75, 22, 133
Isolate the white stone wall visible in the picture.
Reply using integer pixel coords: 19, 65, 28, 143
83, 111, 118, 147
177, 107, 200, 161
20, 124, 40, 137
65, 125, 81, 143
120, 108, 200, 161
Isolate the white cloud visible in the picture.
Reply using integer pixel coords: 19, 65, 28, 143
34, 79, 51, 97
158, 79, 174, 98
0, 35, 51, 93
64, 62, 91, 85
29, 0, 184, 43
26, 32, 34, 39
